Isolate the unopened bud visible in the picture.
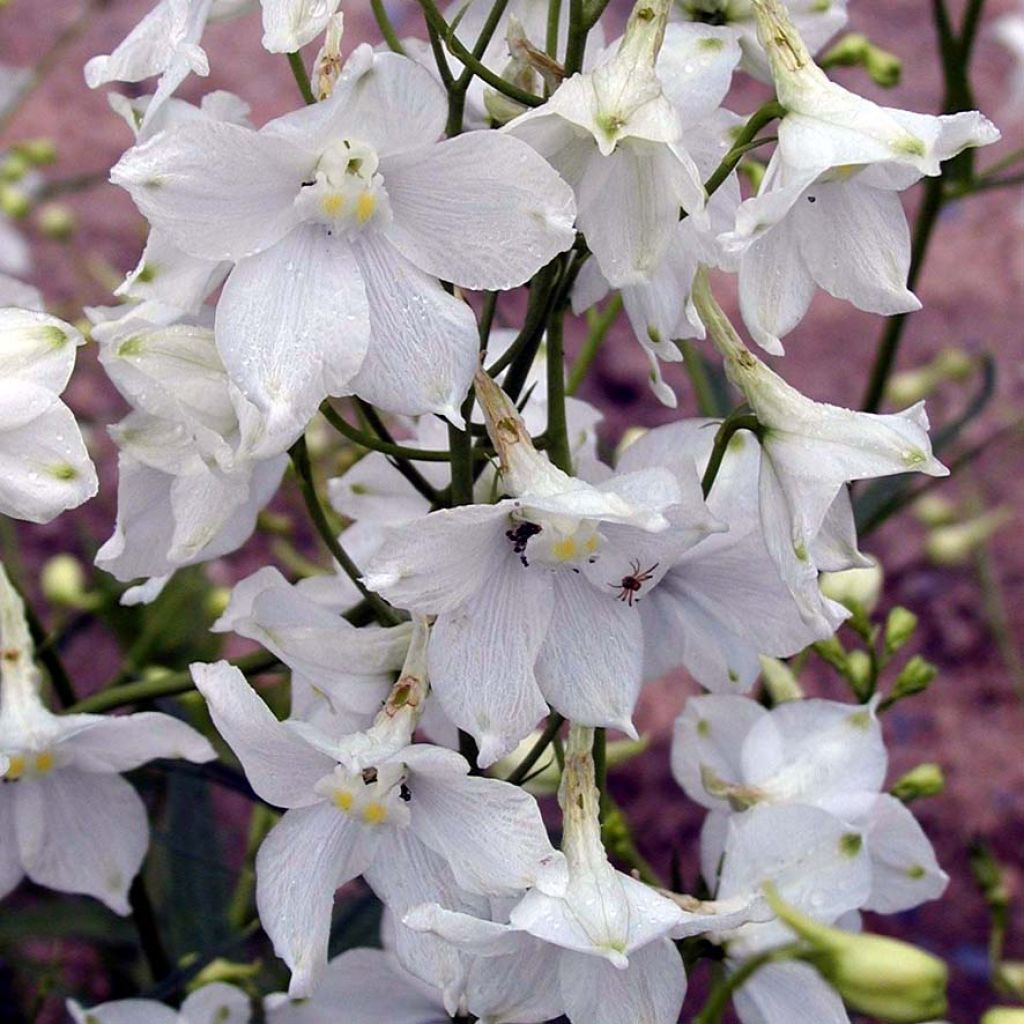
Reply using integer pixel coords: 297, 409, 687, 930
0, 151, 29, 182
0, 182, 31, 218
820, 33, 902, 87
759, 655, 804, 703
190, 956, 262, 989
891, 763, 945, 803
925, 508, 1012, 565
887, 348, 974, 405
969, 840, 1010, 910
891, 656, 937, 700
766, 887, 948, 1023
995, 962, 1024, 1000
617, 426, 649, 459
740, 157, 767, 192
312, 13, 344, 100
820, 560, 883, 615
813, 634, 847, 672
13, 137, 57, 165
845, 648, 873, 697
913, 493, 958, 527
36, 202, 76, 241
205, 586, 232, 621
884, 606, 918, 654
40, 555, 98, 611
983, 1010, 1024, 1024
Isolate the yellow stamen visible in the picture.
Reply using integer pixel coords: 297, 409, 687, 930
356, 192, 377, 224
552, 537, 578, 561
321, 193, 345, 218
34, 751, 55, 774
5, 754, 24, 780
333, 790, 354, 812
362, 802, 388, 824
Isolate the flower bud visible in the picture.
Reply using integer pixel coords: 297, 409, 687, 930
205, 586, 232, 621
891, 763, 945, 803
884, 606, 918, 654
190, 956, 262, 989
0, 182, 31, 218
995, 962, 1024, 1000
845, 648, 873, 697
13, 137, 57, 166
820, 32, 902, 87
813, 634, 847, 672
0, 151, 30, 182
312, 13, 344, 100
766, 888, 949, 1023
820, 560, 883, 615
913, 493, 958, 527
925, 508, 1012, 566
759, 655, 804, 703
982, 1010, 1024, 1024
36, 202, 76, 241
40, 554, 97, 610
891, 655, 937, 700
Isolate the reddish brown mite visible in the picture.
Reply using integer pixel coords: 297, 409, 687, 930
609, 560, 659, 606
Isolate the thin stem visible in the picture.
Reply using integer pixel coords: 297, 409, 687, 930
322, 403, 456, 462
505, 712, 565, 784
568, 294, 622, 395
478, 291, 499, 352
546, 0, 563, 59
289, 436, 402, 625
286, 51, 316, 105
419, 0, 456, 88
23, 597, 76, 709
487, 261, 560, 378
67, 651, 280, 715
592, 726, 608, 822
545, 308, 572, 473
678, 339, 722, 417
694, 944, 804, 1024
701, 412, 761, 499
564, 0, 587, 76
371, 0, 407, 54
444, 21, 544, 107
448, 419, 475, 506
128, 876, 172, 983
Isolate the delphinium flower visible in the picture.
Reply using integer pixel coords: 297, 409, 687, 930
0, 562, 215, 912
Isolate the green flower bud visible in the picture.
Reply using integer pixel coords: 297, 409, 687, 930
0, 151, 30, 182
0, 182, 31, 218
891, 656, 937, 700
995, 961, 1024, 1000
913, 493, 958, 527
36, 202, 76, 241
925, 508, 1012, 566
820, 32, 902, 87
982, 1010, 1024, 1024
765, 887, 948, 1023
759, 655, 804, 703
190, 956, 262, 990
205, 586, 232, 621
13, 137, 57, 165
884, 606, 918, 654
813, 634, 847, 672
820, 560, 883, 615
40, 555, 99, 611
890, 763, 945, 803
845, 648, 873, 697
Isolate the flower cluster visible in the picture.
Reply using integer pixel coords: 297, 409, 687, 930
0, 0, 1007, 1021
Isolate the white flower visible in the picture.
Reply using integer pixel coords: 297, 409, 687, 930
69, 983, 251, 1024
505, 0, 707, 288
0, 309, 98, 523
693, 269, 947, 630
112, 47, 576, 447
675, 694, 949, 913
193, 656, 566, 995
616, 418, 833, 690
94, 321, 287, 603
362, 373, 719, 764
0, 563, 215, 913
260, 0, 341, 53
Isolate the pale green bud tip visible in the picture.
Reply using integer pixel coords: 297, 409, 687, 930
0, 152, 29, 182
891, 763, 945, 802
820, 561, 883, 614
913, 493, 957, 527
764, 887, 949, 1023
13, 138, 57, 165
925, 508, 1013, 566
996, 962, 1024, 1000
885, 606, 918, 653
759, 655, 804, 702
983, 1009, 1024, 1024
892, 655, 938, 699
205, 587, 232, 621
845, 648, 873, 693
0, 183, 31, 218
40, 555, 88, 608
37, 202, 76, 241
191, 955, 263, 988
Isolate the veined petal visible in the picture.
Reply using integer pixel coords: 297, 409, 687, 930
0, 308, 82, 392
59, 711, 215, 772
657, 23, 741, 127
111, 120, 309, 261
347, 234, 477, 423
733, 960, 850, 1024
179, 983, 251, 1024
15, 771, 148, 915
382, 132, 577, 291
191, 661, 335, 808
260, 0, 341, 52
256, 802, 378, 996
215, 224, 370, 445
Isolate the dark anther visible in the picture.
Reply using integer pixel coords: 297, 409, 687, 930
361, 767, 378, 785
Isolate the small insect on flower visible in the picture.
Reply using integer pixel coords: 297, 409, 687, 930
506, 521, 543, 566
609, 560, 659, 607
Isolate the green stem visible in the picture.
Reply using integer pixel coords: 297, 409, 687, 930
322, 402, 457, 462
444, 23, 543, 107
289, 436, 402, 625
545, 308, 572, 473
701, 412, 761, 498
129, 875, 171, 983
678, 338, 722, 417
505, 712, 565, 784
22, 598, 76, 709
67, 651, 280, 715
487, 261, 560, 378
564, 0, 587, 75
568, 294, 622, 394
694, 945, 804, 1024
546, 0, 563, 59
592, 726, 608, 822
286, 51, 316, 105
371, 0, 406, 53
448, 419, 475, 506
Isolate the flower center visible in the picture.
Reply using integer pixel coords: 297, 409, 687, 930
315, 762, 411, 827
506, 511, 602, 569
296, 138, 390, 236
1, 748, 56, 782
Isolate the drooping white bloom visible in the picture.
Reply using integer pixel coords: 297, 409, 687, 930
674, 0, 848, 80
94, 321, 287, 603
571, 24, 744, 405
616, 418, 835, 690
69, 983, 251, 1024
112, 47, 576, 448
363, 372, 719, 764
213, 566, 413, 735
709, 803, 873, 1024
0, 563, 216, 913
193, 645, 567, 996
675, 694, 949, 915
692, 269, 947, 630
505, 0, 708, 288
408, 725, 761, 1024
0, 309, 98, 523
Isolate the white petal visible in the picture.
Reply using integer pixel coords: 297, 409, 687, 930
67, 999, 180, 1024
535, 574, 643, 735
191, 661, 334, 807
15, 771, 148, 914
347, 234, 477, 423
256, 802, 378, 996
382, 132, 577, 291
0, 308, 81, 391
0, 788, 24, 900
862, 794, 948, 913
111, 120, 308, 261
261, 0, 341, 52
657, 23, 741, 126
60, 711, 215, 771
215, 225, 370, 444
733, 960, 850, 1024
559, 938, 686, 1024
180, 983, 251, 1024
